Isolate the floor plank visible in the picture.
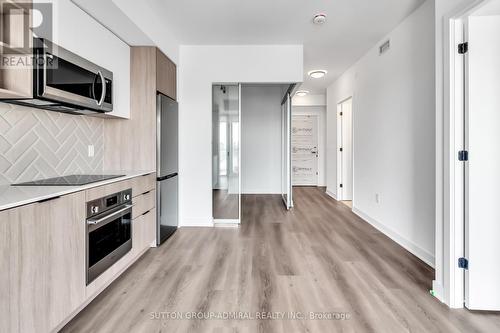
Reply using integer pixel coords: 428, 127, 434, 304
62, 187, 500, 333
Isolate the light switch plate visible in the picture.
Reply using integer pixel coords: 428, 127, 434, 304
88, 145, 95, 157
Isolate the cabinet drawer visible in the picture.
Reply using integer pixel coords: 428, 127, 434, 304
132, 189, 156, 219
85, 179, 132, 202
132, 209, 156, 255
131, 174, 156, 198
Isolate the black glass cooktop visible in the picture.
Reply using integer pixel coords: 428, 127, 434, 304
12, 174, 125, 186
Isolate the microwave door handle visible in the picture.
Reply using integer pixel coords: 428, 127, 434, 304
97, 70, 106, 106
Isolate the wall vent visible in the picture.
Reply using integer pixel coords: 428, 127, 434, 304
379, 40, 390, 55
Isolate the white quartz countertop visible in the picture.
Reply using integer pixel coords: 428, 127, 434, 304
0, 171, 155, 211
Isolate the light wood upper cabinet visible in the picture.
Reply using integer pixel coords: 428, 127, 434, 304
0, 192, 86, 333
156, 49, 177, 100
0, 0, 33, 99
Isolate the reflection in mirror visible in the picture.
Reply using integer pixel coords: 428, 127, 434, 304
212, 84, 240, 221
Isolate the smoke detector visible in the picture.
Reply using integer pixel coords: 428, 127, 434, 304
313, 13, 327, 25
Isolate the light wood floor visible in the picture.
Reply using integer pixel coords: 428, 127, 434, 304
63, 187, 500, 332
213, 189, 239, 220
341, 200, 353, 209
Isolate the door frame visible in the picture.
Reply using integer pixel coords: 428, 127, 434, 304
336, 96, 353, 201
211, 83, 242, 225
291, 114, 320, 186
438, 0, 493, 308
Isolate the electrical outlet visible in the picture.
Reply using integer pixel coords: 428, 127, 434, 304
375, 193, 380, 204
88, 145, 94, 157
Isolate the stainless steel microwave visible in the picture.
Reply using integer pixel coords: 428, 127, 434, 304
5, 38, 113, 115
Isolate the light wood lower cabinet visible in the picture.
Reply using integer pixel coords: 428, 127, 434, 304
0, 192, 86, 333
0, 175, 156, 333
132, 209, 157, 256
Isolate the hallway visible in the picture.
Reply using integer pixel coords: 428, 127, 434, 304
63, 188, 500, 332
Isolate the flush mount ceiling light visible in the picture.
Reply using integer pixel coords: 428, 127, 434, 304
295, 90, 309, 97
313, 13, 327, 25
308, 70, 327, 79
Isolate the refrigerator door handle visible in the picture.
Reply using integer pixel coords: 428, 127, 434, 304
157, 172, 178, 182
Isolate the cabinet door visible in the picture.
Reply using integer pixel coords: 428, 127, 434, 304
132, 214, 145, 256
156, 49, 177, 100
0, 0, 33, 99
8, 202, 48, 333
41, 192, 86, 328
143, 209, 156, 248
132, 209, 156, 256
0, 209, 14, 333
3, 192, 86, 333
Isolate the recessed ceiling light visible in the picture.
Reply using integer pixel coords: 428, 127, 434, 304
313, 13, 327, 25
308, 70, 327, 79
295, 90, 309, 97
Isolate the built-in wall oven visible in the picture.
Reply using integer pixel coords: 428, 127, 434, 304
86, 189, 132, 284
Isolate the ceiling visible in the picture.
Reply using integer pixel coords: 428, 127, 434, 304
472, 0, 500, 16
72, 0, 154, 45
147, 0, 426, 94
74, 0, 426, 94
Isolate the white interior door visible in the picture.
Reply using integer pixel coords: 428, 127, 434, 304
292, 115, 318, 186
339, 98, 353, 200
465, 15, 500, 310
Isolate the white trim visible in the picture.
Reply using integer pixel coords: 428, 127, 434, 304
325, 189, 337, 200
238, 83, 242, 224
214, 219, 240, 227
336, 96, 353, 201
181, 217, 214, 227
352, 207, 435, 268
438, 0, 491, 309
432, 280, 444, 303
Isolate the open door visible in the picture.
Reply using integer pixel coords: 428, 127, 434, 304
337, 97, 353, 202
465, 14, 500, 311
281, 89, 293, 209
212, 84, 241, 224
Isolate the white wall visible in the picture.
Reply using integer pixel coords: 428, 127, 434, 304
112, 0, 179, 63
241, 85, 283, 194
326, 0, 435, 266
292, 94, 326, 106
292, 106, 327, 187
178, 45, 303, 226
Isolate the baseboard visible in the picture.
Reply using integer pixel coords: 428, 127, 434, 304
432, 280, 445, 304
325, 189, 337, 200
214, 220, 240, 228
180, 217, 214, 227
352, 207, 435, 268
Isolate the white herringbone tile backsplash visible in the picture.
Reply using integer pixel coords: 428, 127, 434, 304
0, 102, 104, 185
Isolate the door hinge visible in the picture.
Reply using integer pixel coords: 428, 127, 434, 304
316, 172, 318, 175
339, 147, 343, 152
458, 150, 468, 161
340, 112, 343, 116
340, 184, 343, 188
458, 257, 469, 270
458, 42, 468, 54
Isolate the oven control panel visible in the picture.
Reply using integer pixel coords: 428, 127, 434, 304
86, 188, 132, 218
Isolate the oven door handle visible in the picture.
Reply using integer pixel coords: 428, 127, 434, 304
87, 205, 132, 226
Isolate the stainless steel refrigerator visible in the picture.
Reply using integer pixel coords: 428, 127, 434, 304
156, 93, 178, 245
